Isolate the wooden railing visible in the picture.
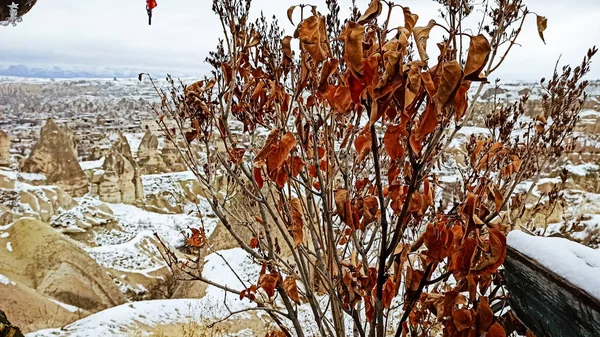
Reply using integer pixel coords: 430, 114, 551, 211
504, 245, 600, 337
0, 310, 24, 337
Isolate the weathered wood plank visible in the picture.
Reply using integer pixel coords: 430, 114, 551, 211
0, 310, 24, 337
504, 245, 600, 337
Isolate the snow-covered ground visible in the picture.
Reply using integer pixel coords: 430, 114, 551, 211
141, 171, 198, 198
0, 168, 46, 182
564, 163, 600, 176
85, 201, 217, 276
27, 248, 260, 337
26, 298, 215, 337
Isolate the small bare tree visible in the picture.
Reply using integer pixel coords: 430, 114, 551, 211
145, 0, 595, 336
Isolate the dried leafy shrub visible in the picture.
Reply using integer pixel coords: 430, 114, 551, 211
146, 0, 595, 336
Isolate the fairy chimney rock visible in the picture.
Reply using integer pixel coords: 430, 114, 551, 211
21, 119, 88, 197
0, 130, 10, 167
161, 140, 186, 172
137, 128, 166, 174
114, 133, 134, 163
94, 134, 143, 203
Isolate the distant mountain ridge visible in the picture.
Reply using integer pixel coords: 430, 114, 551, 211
0, 64, 194, 79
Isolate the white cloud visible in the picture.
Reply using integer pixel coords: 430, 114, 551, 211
0, 0, 598, 79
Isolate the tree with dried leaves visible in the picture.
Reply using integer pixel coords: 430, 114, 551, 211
145, 0, 596, 336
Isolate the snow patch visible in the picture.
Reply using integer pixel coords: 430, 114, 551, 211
27, 299, 208, 337
564, 163, 599, 176
49, 299, 82, 313
0, 169, 46, 182
202, 248, 261, 316
83, 202, 217, 277
18, 172, 47, 181
86, 230, 164, 274
0, 273, 9, 285
579, 109, 600, 118
0, 2, 22, 26
80, 158, 105, 170
106, 203, 217, 247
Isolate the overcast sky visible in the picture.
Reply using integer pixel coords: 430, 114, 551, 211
0, 0, 599, 80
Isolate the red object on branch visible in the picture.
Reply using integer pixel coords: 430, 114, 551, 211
146, 0, 157, 25
147, 0, 157, 10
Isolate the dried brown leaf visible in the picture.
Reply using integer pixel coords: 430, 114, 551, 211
452, 308, 473, 331
256, 129, 280, 162
290, 156, 305, 177
282, 36, 294, 60
412, 20, 435, 62
477, 297, 494, 333
267, 132, 296, 174
287, 6, 296, 25
453, 80, 471, 120
254, 166, 264, 189
403, 7, 419, 34
297, 15, 329, 64
536, 15, 548, 44
340, 22, 365, 77
283, 276, 300, 303
492, 185, 503, 213
464, 34, 491, 81
354, 126, 372, 162
382, 277, 397, 308
383, 123, 406, 160
318, 58, 339, 93
473, 228, 507, 275
487, 323, 507, 337
357, 0, 382, 24
434, 60, 464, 109
289, 197, 304, 247
416, 101, 439, 139
258, 272, 280, 298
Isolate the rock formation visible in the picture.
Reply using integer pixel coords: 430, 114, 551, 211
101, 153, 136, 203
0, 130, 10, 167
567, 139, 600, 164
92, 134, 143, 203
1, 282, 80, 334
20, 119, 88, 197
0, 170, 113, 231
564, 111, 600, 164
86, 137, 112, 161
161, 139, 187, 172
137, 128, 167, 174
0, 218, 127, 312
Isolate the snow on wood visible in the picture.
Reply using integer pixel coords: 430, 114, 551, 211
505, 231, 600, 337
507, 231, 600, 299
